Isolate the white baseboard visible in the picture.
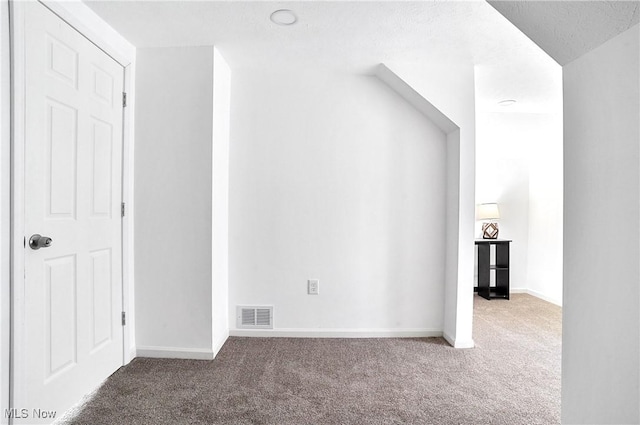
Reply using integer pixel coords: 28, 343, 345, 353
442, 332, 475, 349
136, 345, 215, 360
524, 288, 562, 306
212, 328, 230, 357
509, 287, 528, 293
510, 288, 562, 306
128, 347, 137, 363
229, 328, 442, 338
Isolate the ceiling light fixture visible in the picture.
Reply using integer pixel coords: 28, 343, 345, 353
270, 9, 297, 26
498, 99, 517, 106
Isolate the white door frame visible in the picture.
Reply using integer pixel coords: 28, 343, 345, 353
5, 0, 135, 418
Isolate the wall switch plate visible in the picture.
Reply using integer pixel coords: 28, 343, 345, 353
308, 279, 319, 295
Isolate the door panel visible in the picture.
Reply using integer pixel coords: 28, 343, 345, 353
90, 118, 113, 217
90, 248, 112, 350
18, 2, 125, 422
45, 34, 79, 88
45, 254, 77, 379
46, 99, 78, 218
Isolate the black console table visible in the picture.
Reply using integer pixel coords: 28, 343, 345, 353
475, 239, 511, 300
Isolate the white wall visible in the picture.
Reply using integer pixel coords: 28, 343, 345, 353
0, 0, 10, 421
135, 47, 215, 356
212, 48, 230, 355
562, 24, 639, 424
527, 113, 563, 305
475, 112, 532, 289
387, 63, 476, 347
475, 112, 563, 305
229, 68, 448, 335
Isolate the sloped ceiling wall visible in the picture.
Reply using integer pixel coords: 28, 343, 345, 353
487, 1, 639, 65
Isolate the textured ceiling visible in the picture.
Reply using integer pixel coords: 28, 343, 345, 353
84, 1, 554, 69
488, 0, 640, 65
84, 0, 562, 112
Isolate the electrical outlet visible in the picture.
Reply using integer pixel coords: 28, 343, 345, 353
308, 279, 319, 295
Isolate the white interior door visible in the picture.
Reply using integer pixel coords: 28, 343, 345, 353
17, 2, 124, 422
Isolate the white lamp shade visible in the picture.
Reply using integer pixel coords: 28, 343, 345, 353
477, 203, 500, 220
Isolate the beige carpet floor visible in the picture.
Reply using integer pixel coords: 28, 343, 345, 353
60, 294, 561, 424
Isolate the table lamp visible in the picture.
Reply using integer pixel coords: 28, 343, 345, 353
477, 203, 500, 239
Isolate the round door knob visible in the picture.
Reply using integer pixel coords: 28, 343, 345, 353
29, 234, 53, 250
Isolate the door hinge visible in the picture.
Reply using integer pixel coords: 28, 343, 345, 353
121, 312, 126, 326
122, 92, 127, 108
121, 202, 125, 217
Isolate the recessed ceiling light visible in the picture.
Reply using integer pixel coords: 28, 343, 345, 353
270, 9, 297, 26
498, 99, 517, 106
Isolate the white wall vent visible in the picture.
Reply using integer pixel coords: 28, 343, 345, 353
236, 306, 273, 329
